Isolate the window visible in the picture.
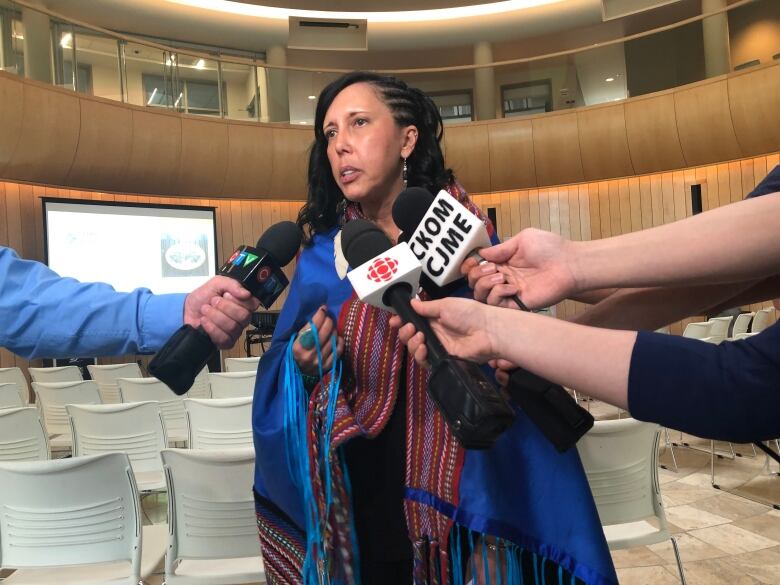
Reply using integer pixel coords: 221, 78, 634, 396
143, 74, 226, 116
429, 91, 473, 123
501, 80, 552, 118
0, 10, 24, 76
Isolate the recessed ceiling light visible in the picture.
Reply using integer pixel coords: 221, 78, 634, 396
307, 95, 316, 100
194, 58, 205, 69
605, 77, 615, 82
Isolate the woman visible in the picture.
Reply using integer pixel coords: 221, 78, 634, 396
252, 71, 617, 585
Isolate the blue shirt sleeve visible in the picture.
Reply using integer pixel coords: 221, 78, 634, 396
746, 165, 780, 198
0, 246, 185, 359
628, 324, 780, 443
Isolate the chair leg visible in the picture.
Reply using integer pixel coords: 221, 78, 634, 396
670, 536, 687, 585
660, 428, 679, 472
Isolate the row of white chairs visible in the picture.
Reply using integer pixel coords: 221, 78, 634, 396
0, 449, 264, 585
0, 356, 260, 406
0, 397, 253, 465
682, 308, 775, 344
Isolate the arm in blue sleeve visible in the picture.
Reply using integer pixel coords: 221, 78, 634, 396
628, 324, 780, 443
0, 247, 185, 359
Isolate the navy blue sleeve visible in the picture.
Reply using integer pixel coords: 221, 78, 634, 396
746, 165, 780, 198
628, 324, 780, 442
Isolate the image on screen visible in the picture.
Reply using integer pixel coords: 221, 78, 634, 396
44, 199, 217, 295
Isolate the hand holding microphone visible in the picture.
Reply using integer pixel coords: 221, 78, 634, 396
392, 188, 592, 452
150, 221, 303, 395
183, 277, 259, 349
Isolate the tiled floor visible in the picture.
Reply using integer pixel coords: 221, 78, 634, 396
588, 400, 780, 585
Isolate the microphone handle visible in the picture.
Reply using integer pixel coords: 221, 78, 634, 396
383, 284, 449, 367
148, 324, 215, 395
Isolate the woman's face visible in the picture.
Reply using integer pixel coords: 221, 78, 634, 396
323, 82, 416, 206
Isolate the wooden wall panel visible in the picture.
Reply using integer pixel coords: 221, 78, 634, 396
67, 98, 132, 191
178, 116, 229, 198
532, 112, 584, 187
124, 108, 182, 195
5, 82, 80, 185
0, 73, 23, 178
577, 104, 635, 181
269, 127, 311, 199
222, 124, 275, 198
486, 120, 536, 191
443, 124, 491, 194
674, 80, 743, 167
728, 65, 780, 157
624, 94, 686, 175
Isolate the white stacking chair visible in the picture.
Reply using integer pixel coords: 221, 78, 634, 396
0, 367, 30, 405
161, 448, 264, 584
184, 397, 254, 450
578, 418, 686, 584
32, 380, 102, 454
186, 367, 212, 399
731, 312, 754, 338
0, 383, 24, 409
0, 452, 167, 584
732, 332, 759, 340
87, 362, 143, 404
28, 365, 83, 384
0, 407, 49, 461
209, 371, 256, 399
118, 377, 188, 445
67, 401, 168, 492
751, 307, 775, 333
224, 356, 261, 373
681, 321, 712, 340
705, 316, 732, 344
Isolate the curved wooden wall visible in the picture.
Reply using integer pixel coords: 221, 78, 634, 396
1, 62, 779, 198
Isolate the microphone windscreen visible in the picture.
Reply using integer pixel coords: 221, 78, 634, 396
392, 187, 435, 235
256, 221, 303, 267
341, 219, 392, 268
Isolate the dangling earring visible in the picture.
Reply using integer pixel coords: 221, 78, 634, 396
402, 157, 408, 188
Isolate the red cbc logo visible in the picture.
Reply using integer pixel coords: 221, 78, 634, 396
367, 257, 398, 283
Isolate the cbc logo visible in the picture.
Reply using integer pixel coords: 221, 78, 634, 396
367, 257, 398, 283
257, 266, 272, 283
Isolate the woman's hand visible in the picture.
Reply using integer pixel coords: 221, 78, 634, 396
389, 298, 497, 369
462, 228, 579, 310
293, 305, 345, 376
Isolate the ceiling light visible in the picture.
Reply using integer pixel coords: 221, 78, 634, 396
60, 32, 72, 48
165, 0, 566, 23
308, 95, 316, 100
194, 58, 205, 69
12, 33, 23, 40
605, 77, 615, 82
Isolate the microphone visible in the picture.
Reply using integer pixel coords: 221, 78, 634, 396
393, 188, 593, 452
149, 221, 303, 395
341, 219, 515, 450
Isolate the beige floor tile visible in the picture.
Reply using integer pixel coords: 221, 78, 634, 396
646, 533, 728, 564
689, 493, 771, 522
665, 504, 731, 531
615, 565, 681, 585
730, 546, 780, 584
689, 524, 779, 555
610, 546, 665, 569
661, 484, 718, 506
733, 512, 780, 542
667, 558, 765, 585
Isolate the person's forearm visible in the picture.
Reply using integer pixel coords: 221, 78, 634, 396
489, 309, 635, 409
702, 276, 780, 315
569, 281, 755, 331
569, 193, 780, 291
569, 287, 618, 305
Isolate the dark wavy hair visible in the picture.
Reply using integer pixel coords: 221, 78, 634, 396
297, 71, 453, 242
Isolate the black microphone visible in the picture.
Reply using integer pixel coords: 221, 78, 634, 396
149, 221, 303, 395
341, 219, 515, 450
393, 188, 593, 452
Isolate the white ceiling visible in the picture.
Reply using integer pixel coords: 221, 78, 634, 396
40, 0, 604, 53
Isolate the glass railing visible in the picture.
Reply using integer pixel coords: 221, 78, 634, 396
0, 0, 775, 125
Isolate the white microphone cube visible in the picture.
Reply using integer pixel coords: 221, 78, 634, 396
347, 243, 422, 314
407, 190, 492, 287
